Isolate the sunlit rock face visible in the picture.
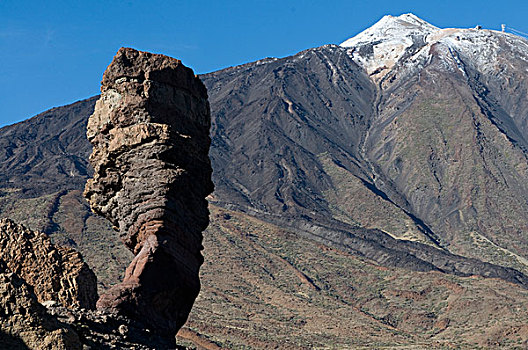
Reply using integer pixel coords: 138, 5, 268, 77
0, 259, 82, 350
0, 218, 98, 310
84, 47, 214, 339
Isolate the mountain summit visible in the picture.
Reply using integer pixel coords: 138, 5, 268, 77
340, 13, 438, 79
340, 13, 528, 83
341, 13, 438, 47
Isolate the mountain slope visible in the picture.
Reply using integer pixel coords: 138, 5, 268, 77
179, 205, 528, 348
201, 19, 528, 279
341, 13, 528, 273
0, 96, 97, 196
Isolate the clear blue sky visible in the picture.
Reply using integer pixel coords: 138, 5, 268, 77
1, 0, 527, 127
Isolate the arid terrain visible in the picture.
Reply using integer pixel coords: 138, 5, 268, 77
2, 14, 528, 349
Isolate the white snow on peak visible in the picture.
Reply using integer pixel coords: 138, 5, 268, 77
341, 13, 438, 48
340, 13, 440, 79
339, 13, 528, 83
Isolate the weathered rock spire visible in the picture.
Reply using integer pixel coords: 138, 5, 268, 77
84, 47, 214, 339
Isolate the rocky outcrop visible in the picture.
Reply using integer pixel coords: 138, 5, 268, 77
0, 259, 82, 350
0, 218, 98, 309
0, 257, 185, 349
84, 47, 214, 339
43, 303, 180, 349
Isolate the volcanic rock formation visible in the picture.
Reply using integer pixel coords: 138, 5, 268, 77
0, 218, 97, 309
0, 250, 178, 349
0, 260, 82, 350
84, 47, 214, 338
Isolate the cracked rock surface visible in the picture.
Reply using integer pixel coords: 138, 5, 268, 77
0, 218, 98, 310
0, 259, 82, 350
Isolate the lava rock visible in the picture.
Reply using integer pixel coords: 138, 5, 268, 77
0, 218, 98, 309
0, 259, 82, 350
84, 47, 214, 341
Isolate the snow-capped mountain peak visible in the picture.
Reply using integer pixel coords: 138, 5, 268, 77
340, 13, 438, 48
338, 13, 528, 84
340, 13, 439, 79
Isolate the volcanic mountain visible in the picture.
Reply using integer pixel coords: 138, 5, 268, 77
2, 13, 528, 348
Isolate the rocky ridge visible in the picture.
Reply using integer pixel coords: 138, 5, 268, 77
0, 259, 82, 350
0, 274, 179, 349
0, 218, 186, 349
84, 47, 214, 340
0, 218, 97, 309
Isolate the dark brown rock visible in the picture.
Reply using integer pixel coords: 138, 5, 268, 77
43, 304, 186, 349
84, 47, 214, 338
0, 218, 98, 309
